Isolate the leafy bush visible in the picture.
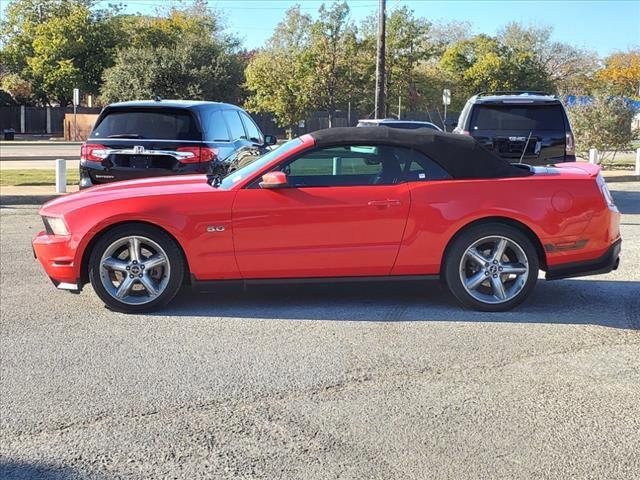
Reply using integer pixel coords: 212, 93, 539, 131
566, 96, 638, 163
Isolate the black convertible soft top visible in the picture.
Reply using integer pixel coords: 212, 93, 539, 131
310, 127, 532, 179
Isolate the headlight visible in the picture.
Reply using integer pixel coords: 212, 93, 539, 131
43, 216, 69, 236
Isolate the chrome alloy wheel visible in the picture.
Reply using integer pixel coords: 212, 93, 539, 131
459, 235, 530, 305
99, 236, 170, 305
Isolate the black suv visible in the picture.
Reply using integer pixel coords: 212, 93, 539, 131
80, 100, 275, 188
452, 91, 576, 165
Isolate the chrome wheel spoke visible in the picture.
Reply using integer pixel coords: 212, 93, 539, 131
465, 271, 487, 291
115, 275, 135, 298
490, 276, 507, 300
465, 248, 488, 268
492, 238, 508, 262
102, 257, 128, 272
501, 262, 528, 275
143, 253, 167, 270
139, 273, 159, 297
128, 237, 141, 263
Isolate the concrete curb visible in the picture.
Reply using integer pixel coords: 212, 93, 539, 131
602, 175, 640, 183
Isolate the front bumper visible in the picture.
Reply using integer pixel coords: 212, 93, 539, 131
32, 230, 82, 291
545, 239, 621, 280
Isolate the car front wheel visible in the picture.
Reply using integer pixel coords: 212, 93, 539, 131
88, 224, 185, 313
444, 223, 539, 311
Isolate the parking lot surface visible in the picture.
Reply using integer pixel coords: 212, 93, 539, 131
1, 182, 639, 479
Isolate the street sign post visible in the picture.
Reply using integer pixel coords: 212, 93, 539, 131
73, 88, 79, 141
442, 89, 451, 132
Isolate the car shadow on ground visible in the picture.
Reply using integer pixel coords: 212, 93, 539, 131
611, 188, 640, 215
0, 461, 89, 480
160, 278, 640, 330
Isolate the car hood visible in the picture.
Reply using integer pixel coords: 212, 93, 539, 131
41, 174, 218, 216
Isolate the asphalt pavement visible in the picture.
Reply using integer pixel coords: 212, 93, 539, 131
1, 182, 639, 479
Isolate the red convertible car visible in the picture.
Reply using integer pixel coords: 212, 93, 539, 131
33, 127, 621, 313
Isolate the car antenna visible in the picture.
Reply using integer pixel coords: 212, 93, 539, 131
518, 131, 532, 164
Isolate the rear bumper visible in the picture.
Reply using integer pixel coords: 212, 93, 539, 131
545, 239, 621, 280
32, 230, 82, 291
80, 161, 210, 188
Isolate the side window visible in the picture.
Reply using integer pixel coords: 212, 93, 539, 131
203, 110, 230, 142
222, 110, 246, 141
239, 112, 263, 143
403, 150, 451, 182
279, 144, 406, 187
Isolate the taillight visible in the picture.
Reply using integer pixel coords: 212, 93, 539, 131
176, 146, 218, 164
461, 130, 471, 136
565, 132, 575, 156
80, 143, 108, 163
596, 174, 618, 212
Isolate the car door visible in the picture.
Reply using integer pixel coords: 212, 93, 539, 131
232, 144, 411, 279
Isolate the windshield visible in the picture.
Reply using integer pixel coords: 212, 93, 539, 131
218, 138, 303, 189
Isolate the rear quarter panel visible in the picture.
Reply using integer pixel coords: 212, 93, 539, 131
392, 174, 615, 275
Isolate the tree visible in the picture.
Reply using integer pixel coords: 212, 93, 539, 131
439, 34, 553, 105
596, 50, 640, 99
359, 6, 433, 116
100, 5, 245, 104
498, 23, 599, 95
304, 2, 356, 127
383, 7, 433, 115
428, 20, 473, 55
566, 96, 638, 163
244, 6, 315, 134
1, 0, 120, 105
0, 73, 34, 104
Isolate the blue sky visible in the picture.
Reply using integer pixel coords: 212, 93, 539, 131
99, 0, 638, 55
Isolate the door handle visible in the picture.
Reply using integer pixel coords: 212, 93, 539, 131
367, 199, 402, 207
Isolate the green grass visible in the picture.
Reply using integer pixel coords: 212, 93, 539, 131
0, 169, 80, 187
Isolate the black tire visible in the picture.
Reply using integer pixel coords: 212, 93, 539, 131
443, 222, 539, 312
88, 223, 185, 313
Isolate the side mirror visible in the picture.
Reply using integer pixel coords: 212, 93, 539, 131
259, 171, 288, 189
264, 135, 277, 146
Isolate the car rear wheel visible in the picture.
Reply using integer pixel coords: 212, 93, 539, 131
88, 224, 185, 313
444, 223, 539, 311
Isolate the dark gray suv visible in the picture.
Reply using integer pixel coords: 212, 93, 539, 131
452, 91, 576, 165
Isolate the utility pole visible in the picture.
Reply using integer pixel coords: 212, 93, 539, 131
374, 0, 386, 119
